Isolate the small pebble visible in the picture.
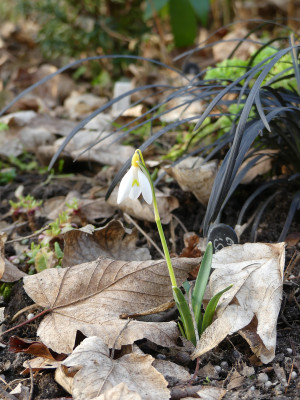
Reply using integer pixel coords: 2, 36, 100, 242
265, 381, 272, 388
286, 348, 293, 354
214, 365, 221, 373
250, 386, 255, 391
233, 350, 240, 359
27, 313, 34, 320
12, 258, 20, 265
175, 351, 190, 366
257, 372, 269, 384
156, 354, 166, 360
221, 361, 228, 369
291, 371, 297, 380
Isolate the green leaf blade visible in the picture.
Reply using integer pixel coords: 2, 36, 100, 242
189, 0, 210, 26
169, 0, 197, 47
173, 286, 196, 345
201, 284, 233, 334
192, 242, 213, 330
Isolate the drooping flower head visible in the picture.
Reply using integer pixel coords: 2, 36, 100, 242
117, 151, 152, 205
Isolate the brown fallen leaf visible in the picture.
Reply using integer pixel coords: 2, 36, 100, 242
62, 220, 151, 267
38, 138, 134, 167
196, 387, 226, 400
91, 382, 142, 400
240, 150, 278, 184
64, 92, 107, 120
226, 370, 245, 390
9, 336, 66, 361
152, 359, 190, 382
179, 232, 203, 259
56, 336, 170, 400
108, 187, 178, 224
212, 27, 259, 62
23, 256, 200, 353
164, 157, 218, 206
192, 242, 285, 364
197, 362, 219, 379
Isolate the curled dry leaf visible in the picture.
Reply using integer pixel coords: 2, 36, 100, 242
23, 256, 200, 353
192, 242, 285, 363
57, 336, 170, 400
63, 220, 151, 267
108, 187, 179, 224
9, 336, 66, 361
164, 157, 218, 206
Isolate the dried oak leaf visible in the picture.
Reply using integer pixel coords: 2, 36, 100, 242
62, 220, 151, 267
56, 336, 169, 400
164, 157, 218, 206
192, 243, 285, 364
24, 256, 200, 354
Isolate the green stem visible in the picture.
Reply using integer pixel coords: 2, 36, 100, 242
137, 150, 177, 288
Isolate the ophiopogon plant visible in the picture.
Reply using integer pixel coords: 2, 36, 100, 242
1, 20, 299, 240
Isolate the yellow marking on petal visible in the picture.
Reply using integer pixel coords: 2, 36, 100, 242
131, 152, 139, 167
132, 179, 139, 187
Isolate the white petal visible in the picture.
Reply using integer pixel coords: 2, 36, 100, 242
138, 169, 153, 204
117, 168, 134, 204
129, 181, 141, 200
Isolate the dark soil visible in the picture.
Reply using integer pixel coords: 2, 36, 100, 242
0, 174, 299, 399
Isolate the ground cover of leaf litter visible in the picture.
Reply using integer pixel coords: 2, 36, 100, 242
0, 19, 299, 400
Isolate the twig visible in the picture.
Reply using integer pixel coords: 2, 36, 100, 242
285, 359, 295, 394
6, 225, 50, 244
190, 356, 201, 383
0, 308, 50, 337
172, 214, 188, 233
11, 304, 41, 323
123, 213, 165, 258
0, 376, 13, 391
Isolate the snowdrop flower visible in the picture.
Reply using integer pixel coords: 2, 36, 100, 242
117, 151, 152, 205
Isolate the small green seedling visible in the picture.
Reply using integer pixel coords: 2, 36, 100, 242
10, 194, 43, 231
